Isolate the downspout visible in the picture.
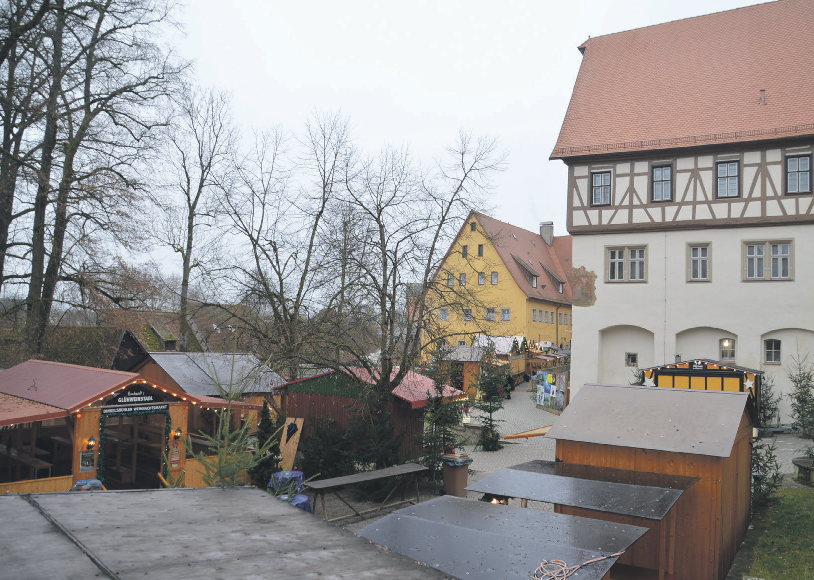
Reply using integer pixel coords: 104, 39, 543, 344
663, 231, 668, 364
555, 305, 561, 347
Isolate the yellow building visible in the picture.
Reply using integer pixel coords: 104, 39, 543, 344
433, 212, 573, 349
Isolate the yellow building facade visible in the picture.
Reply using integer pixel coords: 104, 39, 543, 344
433, 212, 573, 348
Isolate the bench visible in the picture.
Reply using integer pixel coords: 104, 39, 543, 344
305, 463, 428, 523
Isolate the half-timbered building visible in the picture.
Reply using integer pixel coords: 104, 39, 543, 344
551, 0, 814, 422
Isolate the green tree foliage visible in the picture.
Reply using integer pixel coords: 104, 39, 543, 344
248, 400, 285, 488
758, 374, 782, 428
473, 342, 505, 451
788, 352, 814, 443
751, 437, 783, 507
298, 418, 354, 480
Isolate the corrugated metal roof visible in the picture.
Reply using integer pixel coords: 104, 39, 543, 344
552, 0, 814, 158
546, 384, 749, 457
147, 353, 285, 397
0, 361, 139, 412
0, 393, 68, 426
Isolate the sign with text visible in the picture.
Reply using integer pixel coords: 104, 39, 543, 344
109, 385, 161, 406
102, 403, 169, 416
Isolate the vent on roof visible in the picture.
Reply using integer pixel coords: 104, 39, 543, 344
759, 89, 766, 105
531, 239, 535, 246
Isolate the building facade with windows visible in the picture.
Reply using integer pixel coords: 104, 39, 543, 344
552, 0, 814, 422
433, 211, 573, 349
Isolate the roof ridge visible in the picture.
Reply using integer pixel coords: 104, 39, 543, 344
25, 359, 137, 377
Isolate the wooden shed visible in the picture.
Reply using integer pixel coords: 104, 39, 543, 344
0, 360, 258, 493
546, 384, 753, 580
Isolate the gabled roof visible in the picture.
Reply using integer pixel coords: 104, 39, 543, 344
346, 368, 466, 409
552, 0, 814, 159
472, 335, 524, 356
470, 212, 572, 305
0, 392, 68, 426
0, 360, 139, 413
546, 384, 750, 457
144, 352, 285, 397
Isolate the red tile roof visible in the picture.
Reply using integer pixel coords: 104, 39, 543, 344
552, 0, 814, 158
348, 368, 466, 409
473, 212, 572, 305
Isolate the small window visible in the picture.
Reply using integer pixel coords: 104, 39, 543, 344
592, 171, 611, 205
532, 308, 537, 322
470, 221, 477, 231
459, 273, 466, 286
720, 338, 736, 361
765, 339, 781, 363
463, 308, 472, 321
716, 161, 739, 198
652, 165, 672, 201
491, 272, 498, 285
478, 272, 485, 285
690, 245, 709, 281
770, 243, 790, 279
447, 273, 454, 286
458, 340, 467, 346
746, 244, 765, 279
609, 249, 625, 281
478, 244, 484, 257
501, 308, 511, 321
569, 312, 573, 325
532, 276, 537, 288
485, 308, 495, 322
629, 248, 646, 281
625, 352, 638, 367
786, 155, 811, 194
545, 310, 549, 323
439, 308, 449, 321
559, 312, 563, 325
557, 282, 563, 294
462, 245, 468, 258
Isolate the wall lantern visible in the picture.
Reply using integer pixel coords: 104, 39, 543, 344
174, 427, 183, 440
86, 436, 97, 451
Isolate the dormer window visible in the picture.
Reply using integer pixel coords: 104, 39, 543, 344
558, 282, 563, 293
532, 277, 538, 288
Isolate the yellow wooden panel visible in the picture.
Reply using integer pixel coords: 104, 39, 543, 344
0, 475, 74, 494
279, 417, 304, 471
723, 377, 740, 392
657, 375, 673, 388
674, 375, 690, 390
690, 376, 706, 390
707, 376, 722, 391
73, 408, 101, 482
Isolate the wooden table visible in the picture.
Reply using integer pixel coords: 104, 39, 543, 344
0, 446, 53, 479
305, 463, 428, 523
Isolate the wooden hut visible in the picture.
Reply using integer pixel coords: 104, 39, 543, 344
546, 384, 754, 580
0, 360, 258, 493
282, 368, 466, 459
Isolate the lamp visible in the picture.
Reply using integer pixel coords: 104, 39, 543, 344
86, 436, 97, 451
174, 427, 182, 440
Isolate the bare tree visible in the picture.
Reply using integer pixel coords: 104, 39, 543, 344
154, 85, 237, 350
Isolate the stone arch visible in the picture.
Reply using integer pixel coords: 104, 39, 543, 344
598, 325, 655, 384
675, 326, 737, 363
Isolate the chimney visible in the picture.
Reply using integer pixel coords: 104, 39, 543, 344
539, 221, 554, 246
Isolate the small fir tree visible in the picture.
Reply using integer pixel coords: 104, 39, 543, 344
249, 400, 285, 488
758, 374, 782, 428
473, 342, 505, 451
787, 352, 814, 457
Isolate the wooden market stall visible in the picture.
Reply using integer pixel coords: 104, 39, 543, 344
546, 384, 754, 580
0, 360, 259, 493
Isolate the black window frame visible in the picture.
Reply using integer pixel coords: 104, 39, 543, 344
591, 171, 612, 206
462, 245, 468, 258
478, 244, 484, 257
785, 154, 811, 195
470, 221, 477, 232
651, 164, 673, 202
716, 160, 740, 198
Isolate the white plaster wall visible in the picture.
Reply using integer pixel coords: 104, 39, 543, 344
571, 223, 814, 423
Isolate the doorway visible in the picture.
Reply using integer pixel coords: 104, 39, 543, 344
101, 413, 167, 489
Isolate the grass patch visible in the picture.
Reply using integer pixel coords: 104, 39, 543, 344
749, 488, 814, 579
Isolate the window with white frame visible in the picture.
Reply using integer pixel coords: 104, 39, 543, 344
532, 309, 537, 322
478, 272, 485, 285
447, 273, 454, 286
501, 308, 511, 321
545, 310, 549, 323
720, 338, 736, 361
786, 155, 811, 194
652, 165, 672, 201
689, 244, 710, 281
532, 276, 537, 288
765, 339, 781, 363
439, 308, 448, 321
592, 171, 611, 205
485, 308, 495, 322
491, 272, 498, 284
463, 308, 472, 321
459, 273, 466, 286
744, 240, 793, 281
607, 246, 647, 282
717, 161, 739, 198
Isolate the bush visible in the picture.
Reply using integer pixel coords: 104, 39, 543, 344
298, 418, 354, 480
758, 374, 782, 428
751, 437, 784, 507
788, 353, 814, 441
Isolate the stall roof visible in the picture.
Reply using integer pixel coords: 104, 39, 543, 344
348, 367, 466, 409
145, 352, 285, 397
359, 496, 648, 580
0, 393, 68, 427
1, 488, 446, 580
641, 358, 763, 375
546, 384, 749, 457
0, 360, 139, 413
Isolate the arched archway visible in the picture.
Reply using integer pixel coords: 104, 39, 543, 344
598, 325, 654, 384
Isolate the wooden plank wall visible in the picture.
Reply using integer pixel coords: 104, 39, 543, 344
556, 439, 724, 580
390, 400, 425, 459
718, 413, 753, 579
0, 475, 73, 494
73, 408, 101, 483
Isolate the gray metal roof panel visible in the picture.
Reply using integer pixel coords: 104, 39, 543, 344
546, 384, 749, 457
148, 353, 285, 397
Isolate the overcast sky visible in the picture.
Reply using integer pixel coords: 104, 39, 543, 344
174, 0, 768, 237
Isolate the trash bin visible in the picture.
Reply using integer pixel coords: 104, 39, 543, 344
441, 454, 473, 497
